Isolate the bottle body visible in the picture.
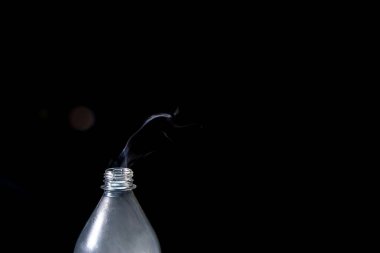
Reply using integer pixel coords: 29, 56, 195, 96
74, 191, 161, 253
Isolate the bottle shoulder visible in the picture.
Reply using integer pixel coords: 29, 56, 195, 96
74, 192, 160, 253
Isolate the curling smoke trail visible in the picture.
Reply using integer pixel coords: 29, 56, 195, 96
111, 110, 197, 168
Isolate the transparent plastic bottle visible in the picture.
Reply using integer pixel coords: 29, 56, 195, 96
74, 168, 161, 253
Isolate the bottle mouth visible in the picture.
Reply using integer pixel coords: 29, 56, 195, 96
101, 168, 136, 191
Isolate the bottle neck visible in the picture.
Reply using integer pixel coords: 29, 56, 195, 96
101, 168, 136, 192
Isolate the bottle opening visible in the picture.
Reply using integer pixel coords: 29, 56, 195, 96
101, 168, 136, 191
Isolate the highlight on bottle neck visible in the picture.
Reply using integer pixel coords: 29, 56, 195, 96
101, 168, 136, 191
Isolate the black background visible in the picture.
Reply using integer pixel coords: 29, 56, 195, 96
0, 9, 332, 252
0, 68, 323, 252
1, 82, 212, 252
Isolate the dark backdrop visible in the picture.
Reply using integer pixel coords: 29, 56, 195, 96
0, 14, 328, 252
0, 81, 211, 252
1, 79, 322, 252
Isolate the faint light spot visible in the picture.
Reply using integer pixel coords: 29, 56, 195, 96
69, 106, 95, 131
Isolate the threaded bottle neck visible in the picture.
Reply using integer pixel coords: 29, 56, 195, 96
101, 168, 136, 191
